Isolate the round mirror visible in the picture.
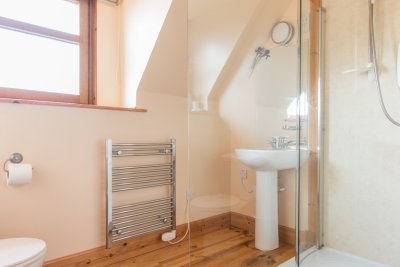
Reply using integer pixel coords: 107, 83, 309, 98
271, 21, 294, 46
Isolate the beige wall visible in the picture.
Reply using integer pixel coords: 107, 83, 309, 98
0, 0, 188, 261
187, 0, 298, 229
1, 0, 303, 261
97, 0, 187, 107
189, 0, 295, 224
97, 1, 122, 107
138, 0, 188, 97
0, 93, 188, 261
188, 100, 231, 221
217, 0, 297, 227
120, 0, 173, 107
188, 0, 261, 109
323, 0, 400, 265
186, 0, 298, 228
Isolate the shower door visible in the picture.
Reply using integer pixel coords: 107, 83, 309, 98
297, 0, 322, 264
297, 0, 400, 265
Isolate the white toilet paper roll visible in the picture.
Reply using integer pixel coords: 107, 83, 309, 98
7, 163, 33, 185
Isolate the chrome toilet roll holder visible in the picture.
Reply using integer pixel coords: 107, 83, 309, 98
3, 153, 24, 174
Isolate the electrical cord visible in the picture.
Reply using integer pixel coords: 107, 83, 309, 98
241, 176, 254, 194
167, 198, 190, 244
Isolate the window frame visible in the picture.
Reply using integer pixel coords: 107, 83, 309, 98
0, 0, 96, 104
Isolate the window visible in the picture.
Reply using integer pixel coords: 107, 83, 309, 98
286, 93, 308, 119
0, 0, 96, 104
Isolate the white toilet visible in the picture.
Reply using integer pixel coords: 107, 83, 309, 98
0, 238, 46, 267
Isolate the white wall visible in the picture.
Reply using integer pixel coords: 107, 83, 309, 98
323, 0, 400, 265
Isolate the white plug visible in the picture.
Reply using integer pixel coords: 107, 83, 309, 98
186, 190, 195, 201
161, 230, 176, 242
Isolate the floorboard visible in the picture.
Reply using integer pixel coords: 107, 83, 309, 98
108, 227, 294, 267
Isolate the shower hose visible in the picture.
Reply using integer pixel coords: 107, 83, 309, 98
369, 0, 400, 127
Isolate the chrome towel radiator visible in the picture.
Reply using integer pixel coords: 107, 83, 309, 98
106, 139, 176, 248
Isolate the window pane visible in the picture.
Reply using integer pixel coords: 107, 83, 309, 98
0, 28, 80, 95
0, 0, 79, 35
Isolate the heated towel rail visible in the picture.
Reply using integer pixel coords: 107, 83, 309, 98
106, 139, 176, 248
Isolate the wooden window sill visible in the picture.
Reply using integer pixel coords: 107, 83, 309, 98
0, 98, 147, 112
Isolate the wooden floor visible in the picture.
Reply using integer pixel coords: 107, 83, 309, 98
107, 227, 295, 267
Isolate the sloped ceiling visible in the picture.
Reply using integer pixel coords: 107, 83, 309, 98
188, 0, 295, 109
120, 0, 173, 107
211, 0, 295, 100
137, 0, 188, 97
119, 0, 296, 107
188, 0, 262, 109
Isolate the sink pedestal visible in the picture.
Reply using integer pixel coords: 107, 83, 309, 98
255, 170, 279, 251
235, 148, 308, 251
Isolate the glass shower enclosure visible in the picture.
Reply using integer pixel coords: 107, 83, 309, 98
188, 0, 399, 266
297, 0, 400, 266
188, 0, 301, 265
297, 0, 322, 263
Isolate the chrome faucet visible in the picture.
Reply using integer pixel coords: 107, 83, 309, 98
268, 137, 307, 150
268, 137, 293, 150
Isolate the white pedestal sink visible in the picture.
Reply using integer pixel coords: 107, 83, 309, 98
235, 148, 307, 251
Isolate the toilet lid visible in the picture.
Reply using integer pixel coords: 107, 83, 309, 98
0, 238, 46, 266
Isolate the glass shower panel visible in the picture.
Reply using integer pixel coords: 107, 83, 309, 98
297, 0, 321, 264
188, 1, 247, 265
188, 0, 300, 266
299, 0, 400, 266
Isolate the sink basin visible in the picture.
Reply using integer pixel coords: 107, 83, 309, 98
235, 149, 298, 171
234, 147, 309, 251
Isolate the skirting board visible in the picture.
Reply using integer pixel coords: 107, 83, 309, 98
44, 212, 295, 266
44, 213, 231, 267
230, 212, 295, 246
